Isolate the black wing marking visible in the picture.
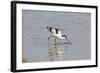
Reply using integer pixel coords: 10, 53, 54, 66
50, 27, 52, 33
54, 28, 59, 34
47, 26, 60, 34
47, 26, 52, 33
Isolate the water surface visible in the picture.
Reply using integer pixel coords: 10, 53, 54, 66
22, 10, 91, 63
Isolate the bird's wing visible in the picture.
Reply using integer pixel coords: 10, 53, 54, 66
51, 28, 56, 33
58, 30, 62, 36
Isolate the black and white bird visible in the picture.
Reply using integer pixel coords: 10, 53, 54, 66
47, 26, 71, 44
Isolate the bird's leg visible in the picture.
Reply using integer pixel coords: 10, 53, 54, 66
48, 36, 51, 48
54, 38, 57, 46
48, 36, 51, 41
54, 38, 56, 44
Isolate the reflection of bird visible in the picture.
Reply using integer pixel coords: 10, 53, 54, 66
47, 26, 71, 44
48, 48, 63, 61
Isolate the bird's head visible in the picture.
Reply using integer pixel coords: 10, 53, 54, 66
62, 35, 68, 39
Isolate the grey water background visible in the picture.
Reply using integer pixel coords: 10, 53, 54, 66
22, 10, 91, 62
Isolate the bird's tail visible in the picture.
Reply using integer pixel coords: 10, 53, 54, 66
47, 26, 52, 31
47, 26, 49, 29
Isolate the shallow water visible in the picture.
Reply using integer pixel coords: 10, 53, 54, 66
22, 10, 91, 63
47, 39, 72, 61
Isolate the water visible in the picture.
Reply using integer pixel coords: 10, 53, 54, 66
22, 10, 91, 63
47, 38, 72, 61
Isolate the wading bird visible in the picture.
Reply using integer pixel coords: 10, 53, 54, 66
47, 26, 71, 44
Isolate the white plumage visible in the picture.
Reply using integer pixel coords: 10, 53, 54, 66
47, 26, 71, 44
